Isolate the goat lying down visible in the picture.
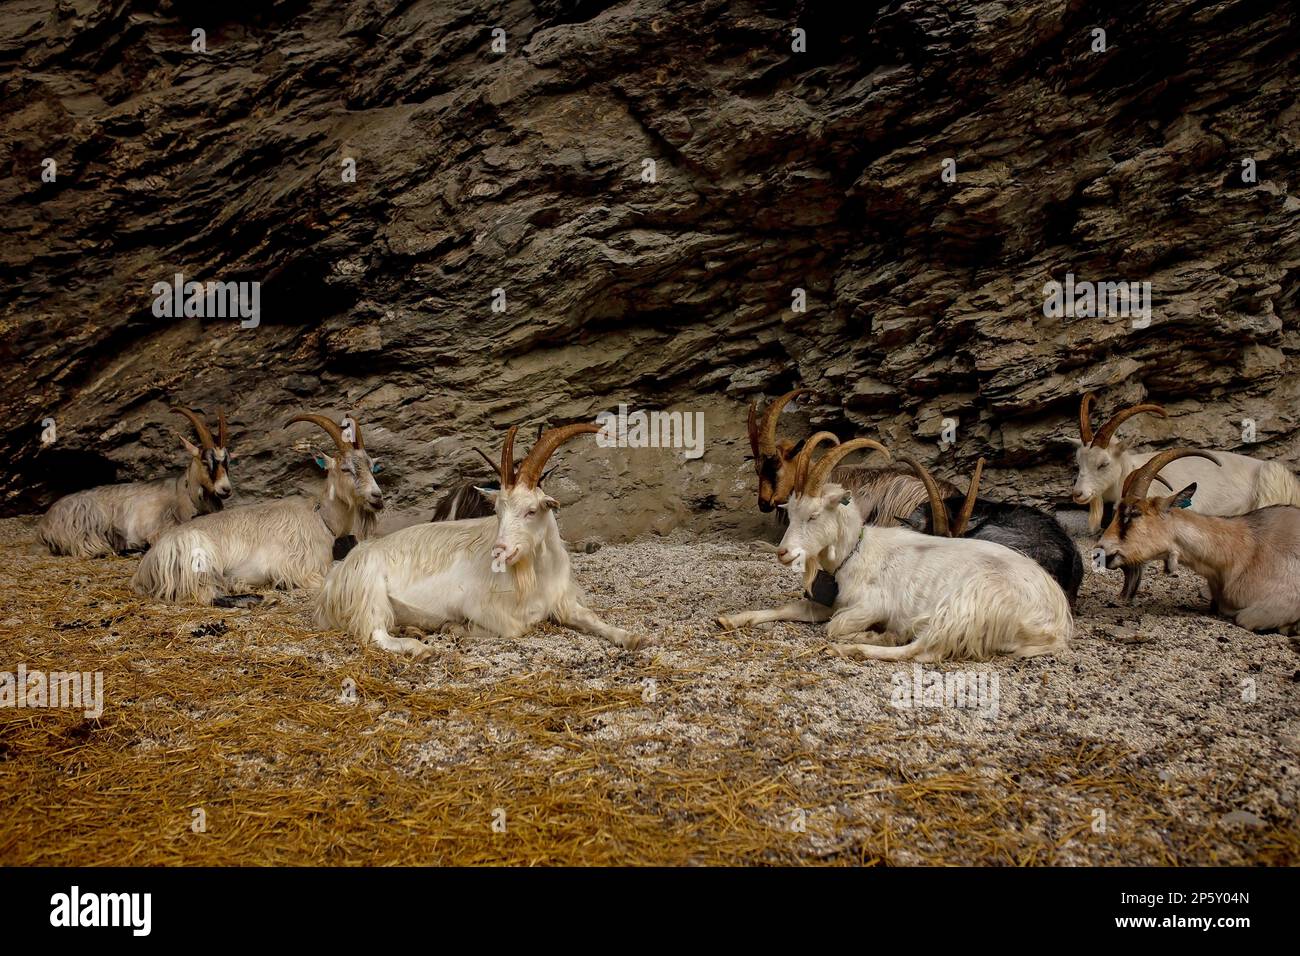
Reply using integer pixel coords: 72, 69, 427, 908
317, 423, 642, 659
133, 413, 382, 606
899, 456, 1084, 604
748, 392, 957, 603
748, 396, 1077, 603
1071, 393, 1300, 524
720, 436, 1071, 662
1099, 449, 1300, 634
38, 407, 233, 557
1071, 393, 1300, 599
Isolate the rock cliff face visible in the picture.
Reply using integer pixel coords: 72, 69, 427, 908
2, 0, 1297, 541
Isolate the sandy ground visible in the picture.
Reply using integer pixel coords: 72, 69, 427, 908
0, 513, 1296, 865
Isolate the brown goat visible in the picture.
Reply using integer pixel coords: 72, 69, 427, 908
1098, 449, 1300, 633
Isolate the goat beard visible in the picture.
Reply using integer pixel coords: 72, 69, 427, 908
511, 554, 537, 597
1088, 496, 1104, 531
801, 554, 820, 595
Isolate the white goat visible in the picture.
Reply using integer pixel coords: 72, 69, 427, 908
1070, 392, 1300, 530
719, 436, 1071, 662
38, 407, 233, 557
316, 423, 641, 659
132, 413, 383, 606
1099, 449, 1300, 634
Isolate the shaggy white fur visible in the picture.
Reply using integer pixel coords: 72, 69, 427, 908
316, 485, 641, 659
38, 450, 227, 558
720, 482, 1072, 662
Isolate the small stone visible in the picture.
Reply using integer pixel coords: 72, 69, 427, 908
1219, 810, 1265, 827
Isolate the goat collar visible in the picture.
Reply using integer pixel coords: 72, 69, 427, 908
313, 498, 351, 540
806, 530, 863, 607
836, 528, 866, 572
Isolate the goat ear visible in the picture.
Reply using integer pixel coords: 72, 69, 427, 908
314, 453, 334, 471
542, 495, 559, 511
839, 493, 851, 507
179, 434, 201, 457
370, 460, 383, 474
1066, 437, 1084, 449
473, 485, 500, 504
1164, 483, 1196, 510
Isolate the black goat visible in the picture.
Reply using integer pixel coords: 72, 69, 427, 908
898, 457, 1084, 605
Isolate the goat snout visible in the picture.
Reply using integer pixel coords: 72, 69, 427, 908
214, 484, 232, 499
777, 547, 803, 567
368, 493, 384, 510
1072, 491, 1091, 505
492, 542, 521, 566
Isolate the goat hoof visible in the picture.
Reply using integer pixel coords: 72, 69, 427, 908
404, 640, 434, 660
618, 633, 646, 651
716, 615, 739, 631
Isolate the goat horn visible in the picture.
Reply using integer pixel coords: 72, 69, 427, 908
953, 458, 984, 537
471, 447, 501, 480
515, 423, 601, 488
217, 409, 229, 449
899, 456, 950, 537
347, 416, 364, 449
286, 414, 349, 457
474, 444, 554, 484
499, 426, 519, 488
791, 432, 840, 495
1078, 393, 1095, 445
1122, 449, 1220, 501
757, 388, 809, 455
171, 406, 214, 451
808, 438, 890, 497
1092, 402, 1167, 448
472, 447, 499, 478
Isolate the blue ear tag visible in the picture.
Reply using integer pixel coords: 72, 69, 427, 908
371, 463, 383, 474
315, 456, 327, 470
1177, 500, 1191, 508
841, 494, 851, 506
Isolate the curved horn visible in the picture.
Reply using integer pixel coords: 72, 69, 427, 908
471, 447, 502, 480
791, 431, 840, 495
1078, 393, 1095, 445
516, 423, 601, 488
217, 409, 229, 449
807, 438, 890, 496
899, 456, 950, 537
499, 426, 518, 488
1092, 402, 1167, 448
286, 413, 349, 457
1121, 449, 1220, 501
171, 406, 214, 451
953, 457, 984, 537
348, 416, 364, 449
758, 388, 809, 455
